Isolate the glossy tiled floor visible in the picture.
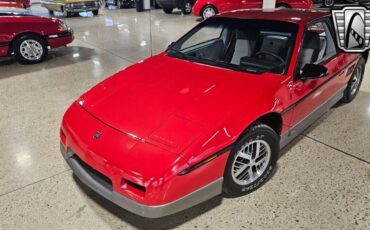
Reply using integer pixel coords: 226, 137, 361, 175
0, 4, 369, 230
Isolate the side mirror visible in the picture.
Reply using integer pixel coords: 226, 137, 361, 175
300, 64, 328, 80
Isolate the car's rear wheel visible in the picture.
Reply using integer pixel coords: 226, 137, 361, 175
163, 8, 173, 14
223, 123, 279, 197
201, 5, 217, 19
48, 10, 54, 15
13, 34, 48, 65
342, 58, 365, 103
323, 0, 335, 7
93, 9, 99, 15
181, 0, 192, 15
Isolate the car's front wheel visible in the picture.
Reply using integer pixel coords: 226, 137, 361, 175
93, 9, 99, 15
342, 57, 365, 103
13, 34, 48, 65
201, 5, 217, 19
223, 123, 279, 197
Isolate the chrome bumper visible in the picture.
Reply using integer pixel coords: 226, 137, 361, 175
60, 143, 223, 218
64, 1, 100, 12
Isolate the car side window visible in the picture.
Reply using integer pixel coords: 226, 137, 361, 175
295, 21, 337, 78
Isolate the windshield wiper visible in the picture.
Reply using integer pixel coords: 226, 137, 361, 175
167, 48, 188, 60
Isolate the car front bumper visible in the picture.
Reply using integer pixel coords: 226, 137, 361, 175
64, 1, 100, 12
47, 29, 74, 48
60, 143, 223, 218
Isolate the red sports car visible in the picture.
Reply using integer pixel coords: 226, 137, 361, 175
60, 9, 366, 218
193, 0, 314, 19
0, 7, 74, 64
0, 0, 30, 8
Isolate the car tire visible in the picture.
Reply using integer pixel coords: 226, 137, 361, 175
181, 0, 192, 15
48, 10, 54, 15
341, 58, 365, 103
223, 122, 279, 197
201, 5, 217, 19
323, 0, 335, 7
93, 9, 99, 15
163, 8, 173, 14
13, 34, 48, 65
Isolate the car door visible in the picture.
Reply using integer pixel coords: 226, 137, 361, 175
287, 19, 348, 139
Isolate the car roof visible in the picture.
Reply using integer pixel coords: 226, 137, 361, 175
216, 8, 331, 25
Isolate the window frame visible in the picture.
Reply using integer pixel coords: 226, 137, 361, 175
167, 17, 299, 76
293, 17, 339, 80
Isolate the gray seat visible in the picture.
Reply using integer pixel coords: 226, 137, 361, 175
230, 30, 257, 65
257, 35, 288, 61
296, 31, 321, 74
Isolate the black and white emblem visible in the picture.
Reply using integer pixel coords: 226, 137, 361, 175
332, 6, 370, 52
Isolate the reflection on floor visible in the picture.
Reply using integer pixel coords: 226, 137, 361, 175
0, 4, 369, 230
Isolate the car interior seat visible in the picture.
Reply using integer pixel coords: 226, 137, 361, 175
230, 30, 258, 65
318, 35, 327, 61
256, 35, 289, 61
295, 31, 321, 75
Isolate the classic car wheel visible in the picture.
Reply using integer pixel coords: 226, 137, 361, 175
181, 0, 192, 15
163, 8, 173, 14
13, 34, 48, 64
201, 5, 217, 19
223, 123, 278, 197
342, 58, 365, 103
323, 0, 335, 7
93, 10, 99, 15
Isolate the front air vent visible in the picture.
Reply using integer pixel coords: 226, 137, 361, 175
122, 179, 146, 197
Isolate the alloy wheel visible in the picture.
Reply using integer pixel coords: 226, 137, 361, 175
185, 2, 192, 13
203, 7, 215, 19
350, 65, 363, 96
19, 39, 44, 61
231, 139, 271, 186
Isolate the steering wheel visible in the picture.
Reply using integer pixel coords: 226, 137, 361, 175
254, 51, 286, 68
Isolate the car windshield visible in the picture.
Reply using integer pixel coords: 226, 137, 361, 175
168, 18, 299, 75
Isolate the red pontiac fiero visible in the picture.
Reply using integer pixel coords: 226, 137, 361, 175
0, 8, 73, 64
60, 9, 366, 218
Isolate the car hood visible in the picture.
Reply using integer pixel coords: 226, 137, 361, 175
80, 54, 281, 154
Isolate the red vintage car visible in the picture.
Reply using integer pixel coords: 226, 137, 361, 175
60, 9, 366, 218
193, 0, 314, 19
0, 0, 31, 8
0, 7, 74, 64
